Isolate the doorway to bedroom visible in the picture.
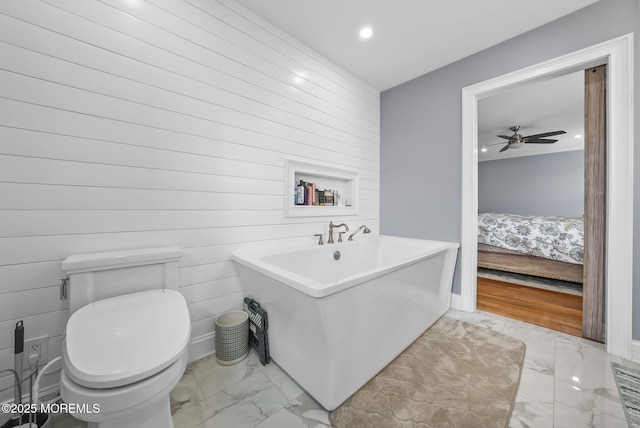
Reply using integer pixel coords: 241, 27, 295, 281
460, 35, 633, 358
474, 65, 605, 339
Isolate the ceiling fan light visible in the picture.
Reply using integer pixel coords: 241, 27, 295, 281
510, 142, 524, 149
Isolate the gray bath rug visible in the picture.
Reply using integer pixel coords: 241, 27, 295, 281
611, 362, 640, 428
329, 316, 526, 428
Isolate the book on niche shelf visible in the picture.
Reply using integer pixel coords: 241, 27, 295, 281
294, 180, 342, 206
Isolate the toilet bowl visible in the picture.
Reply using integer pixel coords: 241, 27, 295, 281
60, 247, 190, 428
60, 351, 187, 428
60, 290, 190, 428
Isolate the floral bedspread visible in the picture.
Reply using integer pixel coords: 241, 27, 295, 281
478, 213, 584, 265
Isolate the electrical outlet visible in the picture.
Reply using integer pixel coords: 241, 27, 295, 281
23, 336, 48, 369
29, 343, 41, 361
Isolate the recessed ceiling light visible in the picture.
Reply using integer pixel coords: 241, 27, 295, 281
359, 27, 373, 40
292, 71, 305, 85
480, 146, 488, 152
574, 134, 583, 139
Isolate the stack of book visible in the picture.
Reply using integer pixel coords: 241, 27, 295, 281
295, 180, 340, 206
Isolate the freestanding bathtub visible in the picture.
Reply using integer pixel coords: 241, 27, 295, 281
232, 234, 459, 410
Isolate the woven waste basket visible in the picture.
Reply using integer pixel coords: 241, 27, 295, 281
215, 311, 249, 365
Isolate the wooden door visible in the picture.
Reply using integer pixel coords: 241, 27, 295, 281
582, 64, 606, 342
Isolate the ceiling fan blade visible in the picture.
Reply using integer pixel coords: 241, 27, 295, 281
525, 138, 558, 144
497, 135, 512, 140
499, 144, 510, 152
523, 130, 566, 139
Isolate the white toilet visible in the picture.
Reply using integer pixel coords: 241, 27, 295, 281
60, 246, 191, 428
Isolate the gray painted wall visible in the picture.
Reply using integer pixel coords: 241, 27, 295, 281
380, 0, 639, 336
478, 150, 584, 217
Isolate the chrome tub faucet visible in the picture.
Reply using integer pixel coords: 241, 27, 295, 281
328, 221, 349, 244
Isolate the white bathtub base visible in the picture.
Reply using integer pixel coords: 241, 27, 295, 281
235, 237, 458, 410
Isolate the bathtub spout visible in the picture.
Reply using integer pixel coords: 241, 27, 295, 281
348, 225, 371, 241
328, 222, 349, 244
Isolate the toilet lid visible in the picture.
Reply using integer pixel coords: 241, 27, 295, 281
63, 289, 191, 388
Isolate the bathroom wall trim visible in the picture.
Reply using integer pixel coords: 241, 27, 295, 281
632, 340, 640, 362
460, 34, 634, 358
450, 292, 461, 310
188, 333, 215, 364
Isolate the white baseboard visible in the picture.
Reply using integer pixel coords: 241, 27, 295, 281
631, 340, 640, 362
450, 292, 462, 310
188, 332, 216, 364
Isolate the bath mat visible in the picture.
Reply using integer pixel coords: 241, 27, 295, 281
329, 316, 525, 428
611, 362, 640, 427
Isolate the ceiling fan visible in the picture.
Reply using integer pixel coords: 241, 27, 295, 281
490, 125, 566, 152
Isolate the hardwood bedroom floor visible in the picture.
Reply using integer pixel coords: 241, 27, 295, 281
477, 275, 583, 337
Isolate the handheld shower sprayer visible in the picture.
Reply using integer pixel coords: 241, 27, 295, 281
348, 225, 371, 241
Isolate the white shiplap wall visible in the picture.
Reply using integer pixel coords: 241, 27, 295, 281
0, 0, 379, 400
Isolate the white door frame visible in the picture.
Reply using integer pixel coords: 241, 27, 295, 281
460, 34, 634, 359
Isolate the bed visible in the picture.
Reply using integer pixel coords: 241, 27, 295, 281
477, 213, 584, 283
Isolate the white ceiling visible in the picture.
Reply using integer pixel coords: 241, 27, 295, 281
478, 70, 585, 162
235, 0, 598, 91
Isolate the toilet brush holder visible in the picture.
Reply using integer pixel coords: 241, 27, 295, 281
215, 311, 249, 365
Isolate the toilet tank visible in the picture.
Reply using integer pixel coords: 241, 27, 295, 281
61, 246, 183, 315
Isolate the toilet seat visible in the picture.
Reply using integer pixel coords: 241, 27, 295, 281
63, 289, 191, 389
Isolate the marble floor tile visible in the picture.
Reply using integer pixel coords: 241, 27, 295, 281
282, 393, 330, 427
517, 366, 555, 407
553, 412, 628, 428
51, 309, 634, 428
254, 408, 312, 428
554, 376, 627, 426
501, 323, 558, 354
172, 390, 239, 428
170, 366, 206, 414
190, 351, 265, 398
509, 399, 554, 428
443, 308, 466, 320
196, 400, 275, 428
460, 309, 507, 332
555, 335, 623, 393
256, 393, 330, 428
174, 371, 289, 428
224, 371, 289, 416
621, 356, 640, 371
262, 363, 305, 401
522, 343, 555, 377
